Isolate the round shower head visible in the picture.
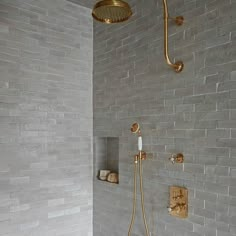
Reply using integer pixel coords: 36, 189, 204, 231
92, 0, 132, 24
131, 123, 140, 134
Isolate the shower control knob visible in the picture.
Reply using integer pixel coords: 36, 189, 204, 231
169, 153, 184, 164
167, 206, 180, 213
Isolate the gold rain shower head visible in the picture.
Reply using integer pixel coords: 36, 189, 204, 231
92, 0, 132, 24
91, 0, 183, 72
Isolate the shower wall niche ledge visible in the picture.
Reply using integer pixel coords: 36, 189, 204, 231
93, 137, 119, 184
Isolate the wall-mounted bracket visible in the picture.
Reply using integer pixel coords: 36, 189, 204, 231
168, 16, 184, 25
174, 16, 184, 25
134, 151, 147, 163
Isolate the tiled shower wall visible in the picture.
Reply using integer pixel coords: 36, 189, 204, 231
93, 0, 236, 235
0, 0, 93, 235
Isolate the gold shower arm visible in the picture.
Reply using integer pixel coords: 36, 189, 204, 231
162, 0, 184, 73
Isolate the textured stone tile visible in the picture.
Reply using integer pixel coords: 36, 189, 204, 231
93, 0, 236, 235
0, 0, 93, 235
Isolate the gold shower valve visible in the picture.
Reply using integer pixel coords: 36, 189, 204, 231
168, 186, 188, 218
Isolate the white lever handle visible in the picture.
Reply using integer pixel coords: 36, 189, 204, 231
169, 156, 175, 164
138, 136, 142, 151
167, 207, 172, 212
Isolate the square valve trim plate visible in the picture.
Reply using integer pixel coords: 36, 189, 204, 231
169, 186, 188, 218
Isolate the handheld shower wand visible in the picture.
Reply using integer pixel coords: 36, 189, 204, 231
128, 123, 150, 236
130, 122, 142, 151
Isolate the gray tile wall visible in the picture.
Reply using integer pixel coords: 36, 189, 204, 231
93, 0, 236, 235
93, 137, 119, 179
0, 0, 93, 235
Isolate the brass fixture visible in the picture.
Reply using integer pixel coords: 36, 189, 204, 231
169, 153, 184, 164
130, 122, 140, 134
92, 0, 132, 24
174, 16, 184, 26
167, 203, 187, 214
91, 0, 184, 72
139, 151, 147, 160
163, 0, 184, 72
168, 186, 188, 218
128, 123, 150, 236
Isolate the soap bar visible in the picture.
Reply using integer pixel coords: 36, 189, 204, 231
107, 173, 119, 183
99, 170, 111, 180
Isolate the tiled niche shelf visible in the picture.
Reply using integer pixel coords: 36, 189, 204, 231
93, 137, 119, 184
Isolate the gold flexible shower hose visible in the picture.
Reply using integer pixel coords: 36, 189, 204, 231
128, 156, 137, 236
128, 153, 150, 236
139, 153, 150, 236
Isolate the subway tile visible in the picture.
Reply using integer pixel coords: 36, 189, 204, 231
0, 0, 93, 235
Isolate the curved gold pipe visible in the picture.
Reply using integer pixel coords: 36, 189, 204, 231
162, 0, 184, 73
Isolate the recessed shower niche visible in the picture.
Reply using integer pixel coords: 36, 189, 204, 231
93, 137, 119, 184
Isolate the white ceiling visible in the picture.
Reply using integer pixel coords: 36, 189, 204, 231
66, 0, 95, 9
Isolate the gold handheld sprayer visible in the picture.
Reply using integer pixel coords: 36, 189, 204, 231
128, 123, 150, 236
